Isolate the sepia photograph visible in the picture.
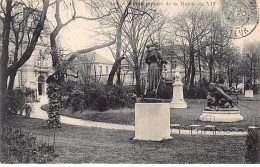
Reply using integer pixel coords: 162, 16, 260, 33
0, 0, 259, 164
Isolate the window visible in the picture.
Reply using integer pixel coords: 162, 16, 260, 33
106, 66, 108, 73
163, 64, 167, 71
100, 66, 102, 73
172, 61, 177, 68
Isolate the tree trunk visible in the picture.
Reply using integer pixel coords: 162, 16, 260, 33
189, 45, 195, 88
0, 71, 8, 114
106, 1, 131, 85
209, 55, 214, 83
116, 63, 122, 85
135, 65, 141, 97
0, 0, 12, 96
198, 51, 202, 86
186, 60, 191, 86
7, 71, 17, 91
190, 53, 196, 88
107, 57, 125, 85
184, 53, 187, 84
0, 0, 13, 125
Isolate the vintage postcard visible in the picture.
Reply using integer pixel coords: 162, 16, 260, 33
0, 0, 259, 164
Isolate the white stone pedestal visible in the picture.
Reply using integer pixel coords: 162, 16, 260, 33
170, 81, 187, 109
245, 89, 253, 98
199, 107, 244, 122
134, 103, 172, 141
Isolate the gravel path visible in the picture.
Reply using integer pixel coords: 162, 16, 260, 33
30, 95, 247, 136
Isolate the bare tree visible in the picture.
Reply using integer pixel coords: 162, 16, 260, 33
46, 0, 137, 127
0, 0, 50, 119
169, 7, 216, 88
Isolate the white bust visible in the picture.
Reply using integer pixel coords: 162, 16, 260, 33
175, 71, 181, 82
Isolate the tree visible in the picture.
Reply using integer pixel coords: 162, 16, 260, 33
0, 0, 50, 120
169, 7, 215, 88
46, 0, 137, 127
241, 41, 260, 92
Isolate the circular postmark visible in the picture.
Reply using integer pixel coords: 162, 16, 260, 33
221, 0, 259, 39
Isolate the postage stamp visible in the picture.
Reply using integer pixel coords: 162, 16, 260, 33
221, 0, 259, 39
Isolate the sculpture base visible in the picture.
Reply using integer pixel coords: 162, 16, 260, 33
169, 100, 187, 109
134, 103, 172, 141
199, 107, 244, 122
245, 90, 253, 98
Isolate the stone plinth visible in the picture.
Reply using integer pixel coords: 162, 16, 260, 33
245, 89, 253, 98
199, 107, 244, 122
134, 103, 172, 141
170, 81, 187, 108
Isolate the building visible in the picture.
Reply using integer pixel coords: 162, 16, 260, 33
6, 7, 52, 96
67, 52, 114, 84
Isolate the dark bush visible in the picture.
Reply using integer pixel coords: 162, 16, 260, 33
68, 91, 85, 112
183, 85, 207, 99
106, 85, 135, 109
245, 127, 260, 163
83, 83, 135, 111
5, 88, 26, 115
62, 82, 135, 112
84, 83, 108, 111
23, 87, 35, 98
157, 84, 173, 99
0, 127, 57, 163
60, 80, 78, 96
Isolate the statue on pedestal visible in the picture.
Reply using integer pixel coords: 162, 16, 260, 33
143, 42, 166, 97
207, 83, 237, 108
245, 79, 253, 90
199, 74, 244, 122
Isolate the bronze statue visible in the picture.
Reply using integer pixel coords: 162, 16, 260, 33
144, 42, 166, 96
245, 78, 253, 90
207, 83, 238, 108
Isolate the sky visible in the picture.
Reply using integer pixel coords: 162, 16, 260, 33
55, 0, 260, 61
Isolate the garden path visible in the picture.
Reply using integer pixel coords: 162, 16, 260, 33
30, 95, 134, 131
30, 95, 247, 136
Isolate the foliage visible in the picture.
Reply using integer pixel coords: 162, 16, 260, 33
60, 80, 78, 97
106, 85, 135, 109
5, 88, 26, 115
183, 85, 208, 99
65, 83, 135, 112
23, 87, 35, 98
245, 128, 260, 163
85, 84, 135, 111
156, 84, 173, 99
19, 103, 33, 117
0, 127, 57, 163
68, 91, 85, 112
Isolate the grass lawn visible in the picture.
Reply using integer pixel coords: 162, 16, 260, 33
1, 115, 248, 163
42, 94, 260, 131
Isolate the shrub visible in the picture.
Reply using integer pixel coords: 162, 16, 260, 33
157, 84, 173, 99
0, 127, 57, 163
245, 127, 260, 163
5, 88, 26, 115
60, 80, 78, 97
84, 84, 109, 111
68, 91, 85, 112
183, 85, 207, 99
83, 83, 135, 111
19, 103, 33, 117
23, 87, 35, 98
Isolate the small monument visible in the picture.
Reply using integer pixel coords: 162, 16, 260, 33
170, 68, 187, 108
134, 42, 172, 141
245, 79, 253, 98
199, 82, 244, 122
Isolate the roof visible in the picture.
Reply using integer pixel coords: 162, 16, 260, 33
74, 52, 114, 65
93, 53, 114, 64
